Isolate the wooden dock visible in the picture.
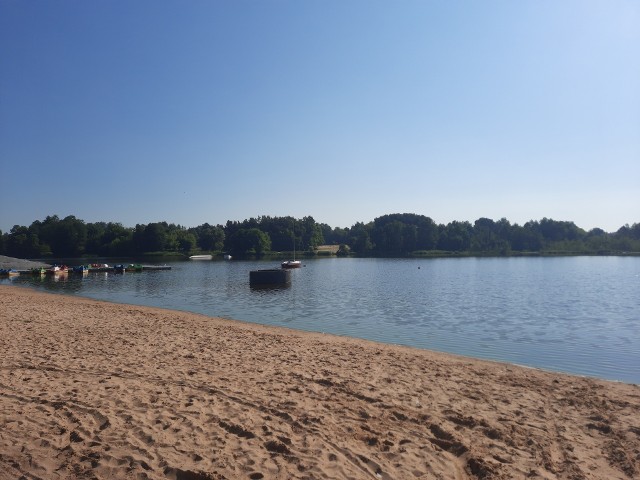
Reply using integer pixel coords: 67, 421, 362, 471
15, 265, 172, 275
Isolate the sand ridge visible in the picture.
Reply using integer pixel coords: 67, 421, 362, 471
0, 285, 638, 479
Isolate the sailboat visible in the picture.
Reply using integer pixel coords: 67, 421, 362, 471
281, 258, 301, 269
282, 219, 302, 269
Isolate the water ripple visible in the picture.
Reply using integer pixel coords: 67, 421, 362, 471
3, 256, 639, 383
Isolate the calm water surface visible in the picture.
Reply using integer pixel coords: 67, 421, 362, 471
4, 257, 639, 384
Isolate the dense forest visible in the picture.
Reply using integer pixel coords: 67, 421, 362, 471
1, 213, 639, 259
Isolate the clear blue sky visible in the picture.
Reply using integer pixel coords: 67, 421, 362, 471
1, 0, 638, 233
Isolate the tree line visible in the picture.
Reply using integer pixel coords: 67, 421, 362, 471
0, 213, 638, 259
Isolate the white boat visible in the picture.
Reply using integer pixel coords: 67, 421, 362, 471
281, 260, 302, 269
189, 255, 213, 260
223, 254, 232, 260
46, 265, 68, 275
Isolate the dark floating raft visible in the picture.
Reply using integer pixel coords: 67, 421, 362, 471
249, 268, 291, 287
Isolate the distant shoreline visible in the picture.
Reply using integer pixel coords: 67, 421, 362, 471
3, 214, 639, 262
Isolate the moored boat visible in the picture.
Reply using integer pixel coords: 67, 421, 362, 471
72, 265, 89, 274
281, 260, 302, 269
89, 263, 110, 272
189, 255, 213, 260
30, 267, 47, 275
113, 264, 126, 273
126, 264, 143, 272
47, 265, 68, 275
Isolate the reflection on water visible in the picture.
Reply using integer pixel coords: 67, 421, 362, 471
3, 256, 639, 384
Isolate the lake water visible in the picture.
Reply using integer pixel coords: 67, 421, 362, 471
3, 256, 639, 384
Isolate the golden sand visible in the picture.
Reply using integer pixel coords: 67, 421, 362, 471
0, 285, 638, 479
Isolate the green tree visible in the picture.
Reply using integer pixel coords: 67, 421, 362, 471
336, 243, 351, 256
612, 223, 640, 251
85, 222, 107, 254
349, 222, 373, 254
191, 223, 225, 251
437, 221, 473, 251
102, 223, 133, 255
39, 215, 87, 257
376, 220, 404, 254
258, 216, 295, 252
141, 223, 168, 252
471, 217, 510, 254
511, 223, 543, 251
371, 213, 438, 254
533, 218, 586, 245
416, 216, 439, 250
6, 226, 43, 258
323, 225, 349, 245
176, 230, 197, 253
228, 228, 271, 256
300, 216, 324, 250
163, 227, 180, 252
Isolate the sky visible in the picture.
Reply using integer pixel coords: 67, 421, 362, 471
1, 0, 638, 234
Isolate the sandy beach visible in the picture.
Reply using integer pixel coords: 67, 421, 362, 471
1, 285, 638, 479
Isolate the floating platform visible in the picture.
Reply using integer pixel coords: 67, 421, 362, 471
249, 268, 291, 287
